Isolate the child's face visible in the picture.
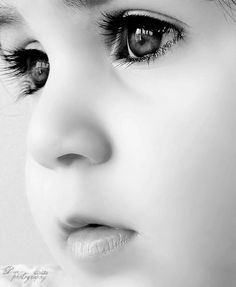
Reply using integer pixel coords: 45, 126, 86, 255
1, 0, 236, 286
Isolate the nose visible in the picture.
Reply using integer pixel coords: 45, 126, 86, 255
26, 54, 113, 169
27, 117, 112, 169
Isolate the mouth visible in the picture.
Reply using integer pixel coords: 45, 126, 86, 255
58, 217, 138, 261
60, 219, 122, 234
82, 223, 107, 228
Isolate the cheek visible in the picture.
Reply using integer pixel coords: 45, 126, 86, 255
25, 156, 54, 229
113, 43, 236, 217
110, 58, 236, 267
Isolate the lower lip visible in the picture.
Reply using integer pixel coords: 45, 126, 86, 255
67, 225, 136, 261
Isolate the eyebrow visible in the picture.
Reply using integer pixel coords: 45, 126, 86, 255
0, 4, 23, 27
0, 0, 112, 28
62, 0, 113, 8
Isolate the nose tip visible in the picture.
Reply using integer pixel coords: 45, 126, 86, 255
27, 120, 113, 169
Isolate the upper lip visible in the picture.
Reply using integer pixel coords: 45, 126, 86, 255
58, 215, 133, 236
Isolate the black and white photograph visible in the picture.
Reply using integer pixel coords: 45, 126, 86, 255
0, 0, 235, 286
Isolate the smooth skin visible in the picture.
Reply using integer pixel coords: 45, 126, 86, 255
0, 0, 236, 286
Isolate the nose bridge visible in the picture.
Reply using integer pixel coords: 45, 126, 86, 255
27, 48, 113, 169
52, 35, 108, 82
49, 43, 111, 106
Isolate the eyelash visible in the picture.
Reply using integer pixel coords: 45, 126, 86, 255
99, 11, 185, 66
0, 10, 185, 101
0, 48, 49, 101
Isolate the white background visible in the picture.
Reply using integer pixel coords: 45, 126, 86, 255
0, 82, 54, 265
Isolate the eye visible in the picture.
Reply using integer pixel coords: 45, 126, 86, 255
0, 48, 49, 101
99, 10, 185, 66
127, 27, 163, 58
27, 57, 49, 88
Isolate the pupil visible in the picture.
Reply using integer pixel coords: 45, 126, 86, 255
128, 26, 162, 57
31, 61, 49, 87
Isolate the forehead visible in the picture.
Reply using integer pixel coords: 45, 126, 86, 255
62, 0, 113, 8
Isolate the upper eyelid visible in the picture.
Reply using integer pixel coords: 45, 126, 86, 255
99, 8, 189, 29
0, 38, 41, 55
97, 8, 190, 43
122, 9, 189, 28
0, 41, 47, 63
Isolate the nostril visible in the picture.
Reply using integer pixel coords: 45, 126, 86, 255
57, 153, 86, 166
